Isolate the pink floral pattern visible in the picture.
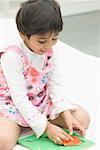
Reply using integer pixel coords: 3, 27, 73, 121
0, 46, 53, 126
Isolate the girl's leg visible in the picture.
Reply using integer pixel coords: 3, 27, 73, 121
0, 118, 21, 150
50, 106, 90, 129
71, 106, 90, 129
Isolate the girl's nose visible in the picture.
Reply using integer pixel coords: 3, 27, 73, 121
44, 41, 54, 49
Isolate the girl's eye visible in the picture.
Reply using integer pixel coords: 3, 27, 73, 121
38, 38, 58, 44
53, 38, 57, 41
38, 41, 46, 44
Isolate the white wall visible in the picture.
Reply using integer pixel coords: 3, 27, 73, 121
0, 0, 100, 18
58, 0, 100, 16
0, 0, 25, 18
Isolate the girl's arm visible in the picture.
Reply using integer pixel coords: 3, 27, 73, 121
1, 50, 47, 138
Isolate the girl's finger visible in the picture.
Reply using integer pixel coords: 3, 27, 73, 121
59, 133, 70, 141
56, 137, 62, 145
65, 120, 73, 136
79, 127, 86, 136
74, 120, 86, 136
61, 130, 73, 141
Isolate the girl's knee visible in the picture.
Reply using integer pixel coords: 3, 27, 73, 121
72, 107, 91, 129
0, 134, 16, 150
0, 118, 21, 150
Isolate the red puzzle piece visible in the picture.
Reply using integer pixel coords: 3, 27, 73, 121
62, 136, 82, 146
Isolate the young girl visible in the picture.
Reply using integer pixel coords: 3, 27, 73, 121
0, 0, 90, 149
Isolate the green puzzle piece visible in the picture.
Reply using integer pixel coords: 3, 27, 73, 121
18, 130, 95, 150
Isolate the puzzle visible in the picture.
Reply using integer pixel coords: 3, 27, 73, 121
62, 135, 82, 146
18, 130, 95, 150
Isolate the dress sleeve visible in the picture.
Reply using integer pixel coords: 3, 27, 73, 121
1, 51, 47, 138
47, 47, 77, 116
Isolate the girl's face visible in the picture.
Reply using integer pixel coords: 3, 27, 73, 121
21, 32, 59, 55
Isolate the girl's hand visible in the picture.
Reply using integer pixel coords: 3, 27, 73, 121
45, 121, 73, 145
61, 110, 86, 136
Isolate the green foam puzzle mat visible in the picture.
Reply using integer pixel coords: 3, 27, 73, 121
18, 130, 95, 150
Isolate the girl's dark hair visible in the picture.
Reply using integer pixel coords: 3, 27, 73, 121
16, 0, 63, 38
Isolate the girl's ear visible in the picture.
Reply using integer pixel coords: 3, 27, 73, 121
19, 32, 28, 41
19, 32, 29, 41
19, 32, 29, 43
